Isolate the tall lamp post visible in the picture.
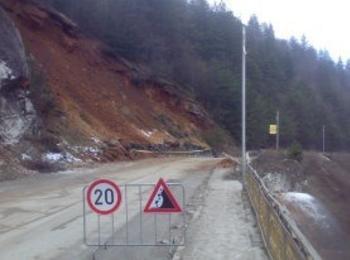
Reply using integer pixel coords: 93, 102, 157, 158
322, 125, 325, 153
276, 110, 280, 151
241, 25, 247, 176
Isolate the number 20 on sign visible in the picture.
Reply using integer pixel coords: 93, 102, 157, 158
86, 179, 122, 215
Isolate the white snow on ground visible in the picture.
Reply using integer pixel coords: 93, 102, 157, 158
246, 151, 252, 164
0, 60, 14, 84
83, 146, 100, 155
281, 192, 326, 221
175, 168, 267, 260
43, 152, 64, 162
21, 153, 32, 160
140, 129, 154, 138
65, 152, 81, 163
319, 153, 331, 161
42, 152, 81, 163
68, 145, 101, 161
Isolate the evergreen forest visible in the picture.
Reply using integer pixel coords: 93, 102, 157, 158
44, 0, 350, 151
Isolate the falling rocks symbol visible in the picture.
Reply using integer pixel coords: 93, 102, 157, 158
144, 178, 182, 213
154, 187, 172, 208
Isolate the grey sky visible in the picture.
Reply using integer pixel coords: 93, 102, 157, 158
211, 0, 350, 62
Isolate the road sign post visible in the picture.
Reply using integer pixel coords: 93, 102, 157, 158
268, 110, 280, 150
322, 125, 326, 153
241, 24, 247, 177
276, 110, 280, 151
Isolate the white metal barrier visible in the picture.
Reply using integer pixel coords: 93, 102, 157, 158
83, 182, 186, 247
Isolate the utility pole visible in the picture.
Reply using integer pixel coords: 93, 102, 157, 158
241, 25, 247, 176
322, 125, 325, 153
276, 110, 280, 151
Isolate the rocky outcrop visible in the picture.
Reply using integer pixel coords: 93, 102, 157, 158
0, 7, 28, 87
0, 6, 36, 144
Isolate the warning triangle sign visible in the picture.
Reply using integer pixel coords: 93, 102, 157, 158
144, 178, 182, 213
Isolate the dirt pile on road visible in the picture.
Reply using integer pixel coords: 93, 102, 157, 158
0, 0, 235, 179
217, 157, 237, 169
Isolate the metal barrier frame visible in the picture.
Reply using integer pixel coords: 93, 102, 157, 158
83, 182, 185, 247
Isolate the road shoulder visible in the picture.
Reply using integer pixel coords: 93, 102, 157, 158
173, 166, 268, 260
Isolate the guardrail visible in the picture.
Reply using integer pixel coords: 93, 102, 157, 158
245, 164, 322, 260
131, 148, 213, 157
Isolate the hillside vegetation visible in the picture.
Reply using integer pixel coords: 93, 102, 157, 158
45, 0, 350, 151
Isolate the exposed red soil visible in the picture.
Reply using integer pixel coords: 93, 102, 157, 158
1, 0, 216, 155
217, 158, 236, 168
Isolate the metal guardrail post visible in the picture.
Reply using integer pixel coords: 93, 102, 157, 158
125, 185, 129, 245
111, 214, 115, 243
138, 186, 143, 244
83, 187, 87, 245
154, 214, 158, 244
97, 215, 101, 246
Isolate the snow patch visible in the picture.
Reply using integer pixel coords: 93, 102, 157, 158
283, 192, 314, 202
0, 60, 14, 84
69, 145, 101, 159
246, 151, 251, 164
42, 152, 81, 163
281, 192, 326, 221
65, 152, 82, 163
320, 154, 330, 161
21, 153, 32, 161
140, 129, 155, 138
43, 152, 64, 162
83, 147, 100, 155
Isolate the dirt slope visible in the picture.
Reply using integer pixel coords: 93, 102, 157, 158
0, 0, 235, 179
253, 150, 350, 260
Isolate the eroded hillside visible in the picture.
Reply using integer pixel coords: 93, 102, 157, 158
0, 0, 235, 180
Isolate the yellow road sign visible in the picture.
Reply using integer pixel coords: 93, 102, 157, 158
269, 124, 277, 135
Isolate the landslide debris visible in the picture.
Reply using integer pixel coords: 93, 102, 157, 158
0, 0, 235, 180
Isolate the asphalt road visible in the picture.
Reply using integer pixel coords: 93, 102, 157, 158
0, 157, 220, 260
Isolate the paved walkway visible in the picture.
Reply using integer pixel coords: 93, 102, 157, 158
174, 168, 268, 260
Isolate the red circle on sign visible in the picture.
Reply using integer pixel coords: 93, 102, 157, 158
86, 179, 122, 215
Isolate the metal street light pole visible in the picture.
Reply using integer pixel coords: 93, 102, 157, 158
322, 125, 325, 153
241, 25, 247, 176
276, 110, 280, 151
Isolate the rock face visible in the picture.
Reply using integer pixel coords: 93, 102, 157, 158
0, 6, 36, 144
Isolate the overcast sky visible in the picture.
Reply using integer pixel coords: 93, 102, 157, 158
211, 0, 350, 62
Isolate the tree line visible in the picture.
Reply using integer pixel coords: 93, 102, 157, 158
44, 0, 350, 151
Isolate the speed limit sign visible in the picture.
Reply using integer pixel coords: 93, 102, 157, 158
86, 179, 122, 215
